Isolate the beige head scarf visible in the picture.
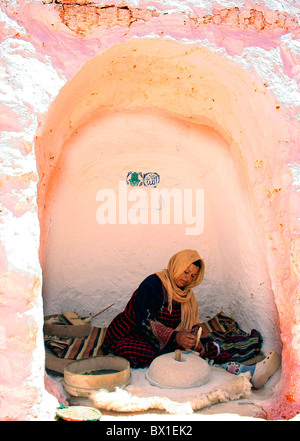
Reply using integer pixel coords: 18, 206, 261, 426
156, 249, 205, 331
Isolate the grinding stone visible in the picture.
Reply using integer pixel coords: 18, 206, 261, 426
145, 351, 212, 389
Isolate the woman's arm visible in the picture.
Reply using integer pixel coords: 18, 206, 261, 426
134, 275, 177, 351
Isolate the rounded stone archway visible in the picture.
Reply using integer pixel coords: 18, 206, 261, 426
35, 38, 299, 416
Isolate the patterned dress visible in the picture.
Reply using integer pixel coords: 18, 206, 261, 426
102, 274, 236, 368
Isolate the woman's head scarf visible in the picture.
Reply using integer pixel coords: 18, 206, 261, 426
156, 249, 205, 331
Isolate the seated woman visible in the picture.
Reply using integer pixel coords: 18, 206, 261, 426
102, 249, 280, 389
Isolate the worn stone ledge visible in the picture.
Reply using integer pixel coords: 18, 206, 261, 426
47, 2, 299, 36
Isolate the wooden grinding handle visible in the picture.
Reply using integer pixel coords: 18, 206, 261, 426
175, 349, 182, 361
194, 327, 202, 350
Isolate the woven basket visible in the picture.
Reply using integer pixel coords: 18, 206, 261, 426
56, 405, 101, 421
63, 355, 131, 397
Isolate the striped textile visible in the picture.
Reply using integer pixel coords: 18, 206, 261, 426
102, 283, 182, 368
200, 312, 263, 363
200, 311, 247, 336
44, 327, 107, 360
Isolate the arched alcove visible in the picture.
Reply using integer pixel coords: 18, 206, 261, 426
36, 39, 297, 402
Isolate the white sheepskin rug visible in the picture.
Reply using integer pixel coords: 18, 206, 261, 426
91, 367, 252, 415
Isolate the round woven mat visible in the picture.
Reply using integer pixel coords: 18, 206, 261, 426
56, 405, 101, 421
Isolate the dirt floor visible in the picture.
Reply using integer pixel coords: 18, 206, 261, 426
68, 393, 268, 421
49, 367, 281, 421
46, 347, 285, 421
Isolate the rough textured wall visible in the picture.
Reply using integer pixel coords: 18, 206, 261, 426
0, 0, 299, 420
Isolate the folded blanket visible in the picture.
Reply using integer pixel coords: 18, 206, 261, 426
44, 312, 262, 364
45, 327, 107, 360
200, 311, 263, 363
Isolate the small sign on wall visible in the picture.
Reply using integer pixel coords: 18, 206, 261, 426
126, 172, 160, 188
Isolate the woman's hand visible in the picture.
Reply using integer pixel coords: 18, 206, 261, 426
175, 330, 205, 356
175, 330, 196, 350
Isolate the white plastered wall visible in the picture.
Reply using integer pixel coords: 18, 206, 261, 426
37, 40, 288, 357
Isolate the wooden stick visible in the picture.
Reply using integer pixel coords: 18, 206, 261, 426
90, 303, 115, 319
194, 326, 202, 350
175, 349, 182, 361
81, 303, 115, 322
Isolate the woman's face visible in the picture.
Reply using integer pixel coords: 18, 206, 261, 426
175, 264, 200, 288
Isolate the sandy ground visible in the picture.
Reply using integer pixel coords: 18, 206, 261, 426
56, 370, 281, 421
68, 396, 267, 421
46, 349, 285, 421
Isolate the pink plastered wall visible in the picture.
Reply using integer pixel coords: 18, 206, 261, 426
0, 0, 299, 420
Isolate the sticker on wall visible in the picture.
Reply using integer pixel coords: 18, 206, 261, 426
126, 172, 143, 187
126, 172, 160, 188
